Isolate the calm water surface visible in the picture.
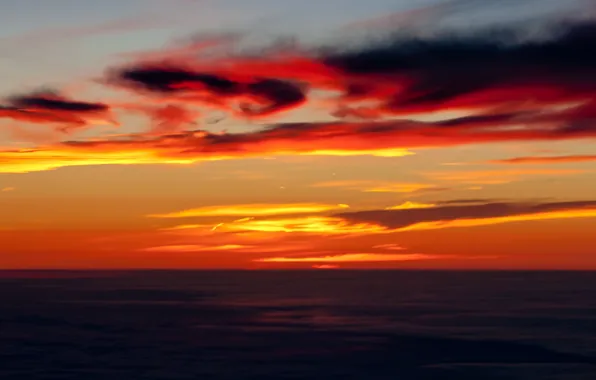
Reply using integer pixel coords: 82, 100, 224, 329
1, 270, 595, 379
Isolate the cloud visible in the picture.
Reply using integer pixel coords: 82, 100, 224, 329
1, 187, 15, 192
0, 91, 117, 132
435, 198, 503, 205
373, 244, 406, 250
4, 19, 596, 171
149, 203, 350, 218
255, 253, 439, 263
0, 125, 416, 173
322, 22, 596, 117
110, 64, 307, 119
198, 216, 386, 235
313, 180, 446, 194
99, 19, 596, 128
335, 200, 596, 231
140, 244, 249, 252
385, 202, 436, 210
159, 199, 596, 239
489, 155, 596, 164
426, 168, 585, 185
3, 103, 596, 172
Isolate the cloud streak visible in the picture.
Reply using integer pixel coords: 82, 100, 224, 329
149, 203, 350, 218
1, 91, 117, 133
489, 155, 596, 164
255, 253, 439, 263
426, 168, 585, 185
111, 18, 596, 121
160, 200, 596, 239
335, 200, 596, 231
312, 180, 446, 193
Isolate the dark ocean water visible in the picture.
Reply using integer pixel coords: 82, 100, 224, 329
1, 270, 595, 379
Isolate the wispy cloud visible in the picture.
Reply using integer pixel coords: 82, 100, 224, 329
312, 180, 445, 193
426, 168, 585, 185
488, 155, 596, 165
1, 91, 117, 133
201, 216, 386, 235
160, 200, 596, 239
336, 200, 596, 231
149, 203, 350, 219
140, 244, 249, 252
255, 253, 439, 263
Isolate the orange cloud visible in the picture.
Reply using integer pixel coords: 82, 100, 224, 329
336, 200, 596, 232
385, 202, 437, 210
312, 180, 444, 193
426, 168, 585, 185
158, 200, 596, 240
140, 244, 249, 252
149, 203, 350, 218
373, 244, 406, 250
255, 253, 439, 263
397, 208, 596, 232
489, 155, 596, 165
207, 216, 385, 235
0, 127, 416, 173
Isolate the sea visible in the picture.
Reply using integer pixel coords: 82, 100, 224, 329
1, 270, 595, 379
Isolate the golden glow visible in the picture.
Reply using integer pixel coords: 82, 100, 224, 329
215, 216, 386, 235
256, 253, 439, 262
313, 180, 438, 193
365, 183, 439, 193
141, 244, 250, 252
385, 202, 436, 210
159, 205, 596, 241
149, 203, 350, 218
295, 148, 413, 157
398, 208, 596, 231
0, 148, 205, 173
373, 244, 406, 250
0, 145, 412, 174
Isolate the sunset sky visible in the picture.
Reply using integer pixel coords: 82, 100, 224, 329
1, 0, 596, 269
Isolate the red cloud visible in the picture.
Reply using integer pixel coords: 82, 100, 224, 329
2, 108, 596, 173
2, 16, 596, 167
1, 91, 117, 133
95, 19, 596, 133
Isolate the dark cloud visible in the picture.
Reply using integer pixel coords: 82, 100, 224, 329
117, 66, 242, 94
99, 18, 596, 136
112, 65, 306, 118
9, 92, 109, 112
335, 200, 596, 229
435, 199, 504, 205
321, 21, 596, 116
0, 91, 115, 132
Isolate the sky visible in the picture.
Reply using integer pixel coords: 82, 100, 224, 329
1, 0, 596, 269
